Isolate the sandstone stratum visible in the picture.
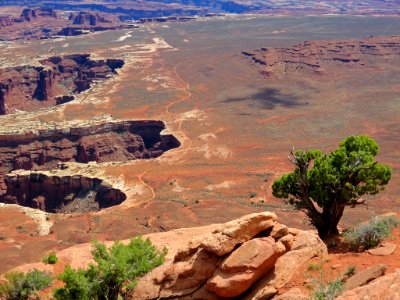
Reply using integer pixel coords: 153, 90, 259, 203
242, 35, 400, 78
0, 119, 180, 195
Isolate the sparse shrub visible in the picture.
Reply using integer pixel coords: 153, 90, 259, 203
312, 277, 343, 300
249, 191, 257, 198
53, 236, 167, 300
308, 263, 322, 271
343, 265, 356, 277
43, 251, 58, 265
0, 269, 52, 300
344, 215, 400, 251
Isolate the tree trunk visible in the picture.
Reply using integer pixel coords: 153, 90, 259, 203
315, 205, 345, 240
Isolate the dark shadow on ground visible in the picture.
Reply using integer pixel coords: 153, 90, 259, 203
223, 87, 301, 109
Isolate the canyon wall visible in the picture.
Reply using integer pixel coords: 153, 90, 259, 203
0, 120, 181, 193
0, 54, 124, 114
1, 171, 126, 213
19, 8, 58, 21
71, 11, 109, 26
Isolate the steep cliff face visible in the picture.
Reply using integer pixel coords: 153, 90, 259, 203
19, 8, 57, 21
1, 171, 126, 213
243, 35, 400, 78
71, 11, 109, 26
0, 89, 5, 115
0, 16, 12, 27
0, 120, 180, 193
0, 54, 124, 114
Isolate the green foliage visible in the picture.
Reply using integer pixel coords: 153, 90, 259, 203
54, 236, 167, 300
249, 191, 257, 198
312, 277, 344, 300
343, 265, 356, 277
43, 251, 58, 265
344, 215, 400, 251
272, 135, 392, 238
0, 269, 52, 300
308, 263, 322, 271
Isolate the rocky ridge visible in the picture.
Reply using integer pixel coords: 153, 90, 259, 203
5, 212, 400, 299
0, 7, 137, 40
242, 35, 400, 78
7, 212, 327, 299
0, 54, 124, 114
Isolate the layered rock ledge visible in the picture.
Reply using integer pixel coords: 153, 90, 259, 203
242, 35, 400, 78
0, 119, 180, 192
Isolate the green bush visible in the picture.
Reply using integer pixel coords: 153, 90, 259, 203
0, 269, 52, 300
344, 215, 400, 251
54, 236, 167, 300
312, 277, 344, 300
343, 265, 356, 277
43, 251, 58, 265
308, 263, 322, 271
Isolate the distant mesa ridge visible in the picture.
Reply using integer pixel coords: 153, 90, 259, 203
242, 35, 400, 78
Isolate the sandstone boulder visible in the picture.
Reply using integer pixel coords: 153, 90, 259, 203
278, 234, 294, 251
158, 249, 220, 298
270, 223, 289, 239
244, 230, 327, 300
367, 243, 397, 256
344, 264, 386, 291
183, 212, 277, 257
338, 269, 400, 300
206, 237, 286, 297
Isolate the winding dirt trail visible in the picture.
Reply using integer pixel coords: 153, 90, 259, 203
137, 168, 156, 202
165, 62, 193, 160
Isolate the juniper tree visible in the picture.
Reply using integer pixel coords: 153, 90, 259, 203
272, 135, 392, 239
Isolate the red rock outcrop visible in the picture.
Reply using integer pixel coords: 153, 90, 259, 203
19, 8, 58, 21
0, 16, 12, 27
0, 54, 124, 114
0, 120, 180, 193
3, 212, 328, 298
243, 35, 400, 78
126, 212, 327, 299
1, 171, 126, 213
338, 269, 400, 300
71, 11, 109, 26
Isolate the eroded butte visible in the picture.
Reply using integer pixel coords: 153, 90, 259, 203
0, 54, 124, 114
242, 36, 400, 78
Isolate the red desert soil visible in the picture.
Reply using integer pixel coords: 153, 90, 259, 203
285, 215, 400, 296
